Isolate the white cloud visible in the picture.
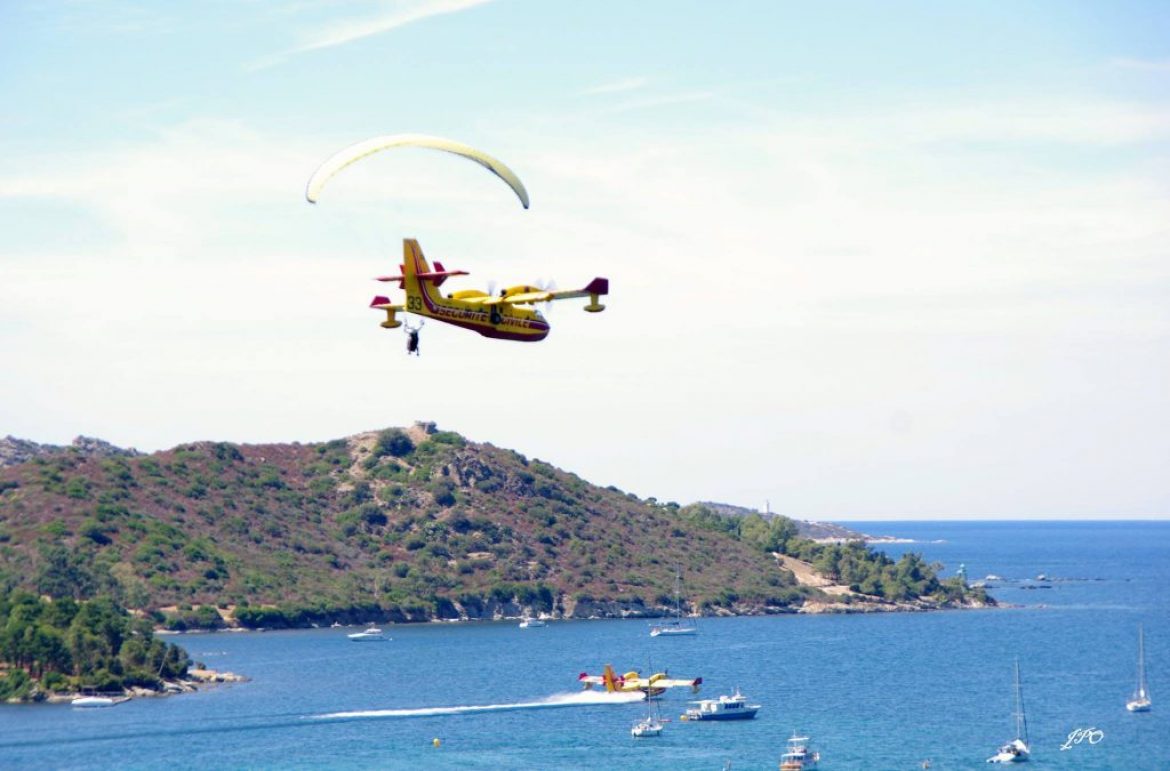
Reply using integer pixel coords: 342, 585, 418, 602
249, 0, 493, 68
581, 77, 651, 96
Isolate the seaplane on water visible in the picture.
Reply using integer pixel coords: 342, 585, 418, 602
578, 664, 702, 698
370, 239, 608, 343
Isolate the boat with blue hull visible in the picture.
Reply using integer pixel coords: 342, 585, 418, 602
681, 689, 760, 721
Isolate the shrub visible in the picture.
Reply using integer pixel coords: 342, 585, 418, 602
431, 480, 456, 507
375, 429, 415, 459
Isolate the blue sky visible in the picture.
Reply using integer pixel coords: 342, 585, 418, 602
2, 1, 1168, 519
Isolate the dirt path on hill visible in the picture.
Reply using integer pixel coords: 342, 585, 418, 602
775, 554, 854, 596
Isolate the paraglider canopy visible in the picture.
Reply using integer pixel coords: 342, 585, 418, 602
305, 133, 530, 209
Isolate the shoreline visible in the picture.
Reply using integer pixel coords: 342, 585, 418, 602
150, 595, 994, 636
6, 668, 248, 706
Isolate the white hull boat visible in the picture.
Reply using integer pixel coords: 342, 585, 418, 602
347, 626, 388, 641
682, 689, 760, 721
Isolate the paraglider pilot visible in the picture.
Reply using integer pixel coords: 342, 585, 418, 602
404, 320, 423, 356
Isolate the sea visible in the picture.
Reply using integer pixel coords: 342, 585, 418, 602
1, 520, 1167, 770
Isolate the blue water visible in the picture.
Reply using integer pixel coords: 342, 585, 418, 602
2, 521, 1167, 770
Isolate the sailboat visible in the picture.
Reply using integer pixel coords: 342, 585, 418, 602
631, 697, 665, 738
987, 658, 1030, 763
650, 568, 697, 637
1127, 624, 1152, 712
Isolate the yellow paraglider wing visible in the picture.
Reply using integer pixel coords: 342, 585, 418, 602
305, 133, 530, 208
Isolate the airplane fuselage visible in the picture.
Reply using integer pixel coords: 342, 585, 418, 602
404, 245, 550, 342
409, 283, 550, 342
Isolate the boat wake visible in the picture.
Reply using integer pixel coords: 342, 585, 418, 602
313, 690, 644, 721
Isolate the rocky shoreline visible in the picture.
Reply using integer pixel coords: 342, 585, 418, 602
150, 591, 991, 635
10, 668, 247, 705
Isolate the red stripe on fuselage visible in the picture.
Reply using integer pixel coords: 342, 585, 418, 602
411, 249, 549, 341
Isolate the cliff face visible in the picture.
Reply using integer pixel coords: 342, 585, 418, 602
0, 425, 810, 623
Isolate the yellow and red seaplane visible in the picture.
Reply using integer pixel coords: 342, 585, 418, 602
578, 664, 702, 697
369, 239, 608, 342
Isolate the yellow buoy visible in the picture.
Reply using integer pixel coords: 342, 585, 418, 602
432, 738, 441, 748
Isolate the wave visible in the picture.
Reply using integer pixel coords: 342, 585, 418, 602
312, 690, 644, 721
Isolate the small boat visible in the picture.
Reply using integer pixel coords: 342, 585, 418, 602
779, 730, 819, 770
1127, 624, 1152, 712
650, 568, 697, 637
631, 699, 665, 738
650, 620, 697, 637
71, 696, 117, 708
518, 616, 547, 628
987, 659, 1030, 763
681, 689, 760, 721
347, 626, 387, 641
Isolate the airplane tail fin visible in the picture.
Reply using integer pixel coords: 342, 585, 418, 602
375, 240, 467, 288
603, 664, 619, 693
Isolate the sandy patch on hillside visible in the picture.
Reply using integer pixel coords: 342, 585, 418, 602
775, 554, 854, 596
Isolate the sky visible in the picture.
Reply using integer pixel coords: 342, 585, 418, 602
2, 1, 1168, 520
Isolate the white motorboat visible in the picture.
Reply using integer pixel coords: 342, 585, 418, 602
650, 568, 697, 637
650, 620, 697, 637
682, 689, 760, 721
1126, 624, 1152, 712
518, 616, 547, 628
347, 626, 388, 641
779, 730, 819, 770
987, 659, 1030, 763
71, 696, 117, 708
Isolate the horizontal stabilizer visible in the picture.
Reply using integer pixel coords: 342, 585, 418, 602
370, 296, 403, 310
376, 269, 468, 283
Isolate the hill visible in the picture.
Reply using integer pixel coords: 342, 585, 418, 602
696, 501, 881, 541
0, 423, 986, 628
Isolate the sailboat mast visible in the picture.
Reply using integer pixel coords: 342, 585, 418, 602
1137, 624, 1147, 698
1013, 658, 1028, 745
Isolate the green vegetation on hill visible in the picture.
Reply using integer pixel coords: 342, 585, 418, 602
0, 591, 189, 701
0, 426, 816, 625
0, 425, 985, 629
676, 504, 989, 606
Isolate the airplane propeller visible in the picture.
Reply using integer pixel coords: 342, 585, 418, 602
536, 278, 557, 313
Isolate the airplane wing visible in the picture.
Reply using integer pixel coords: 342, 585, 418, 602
652, 676, 703, 690
490, 278, 609, 307
544, 278, 608, 301
497, 290, 553, 305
